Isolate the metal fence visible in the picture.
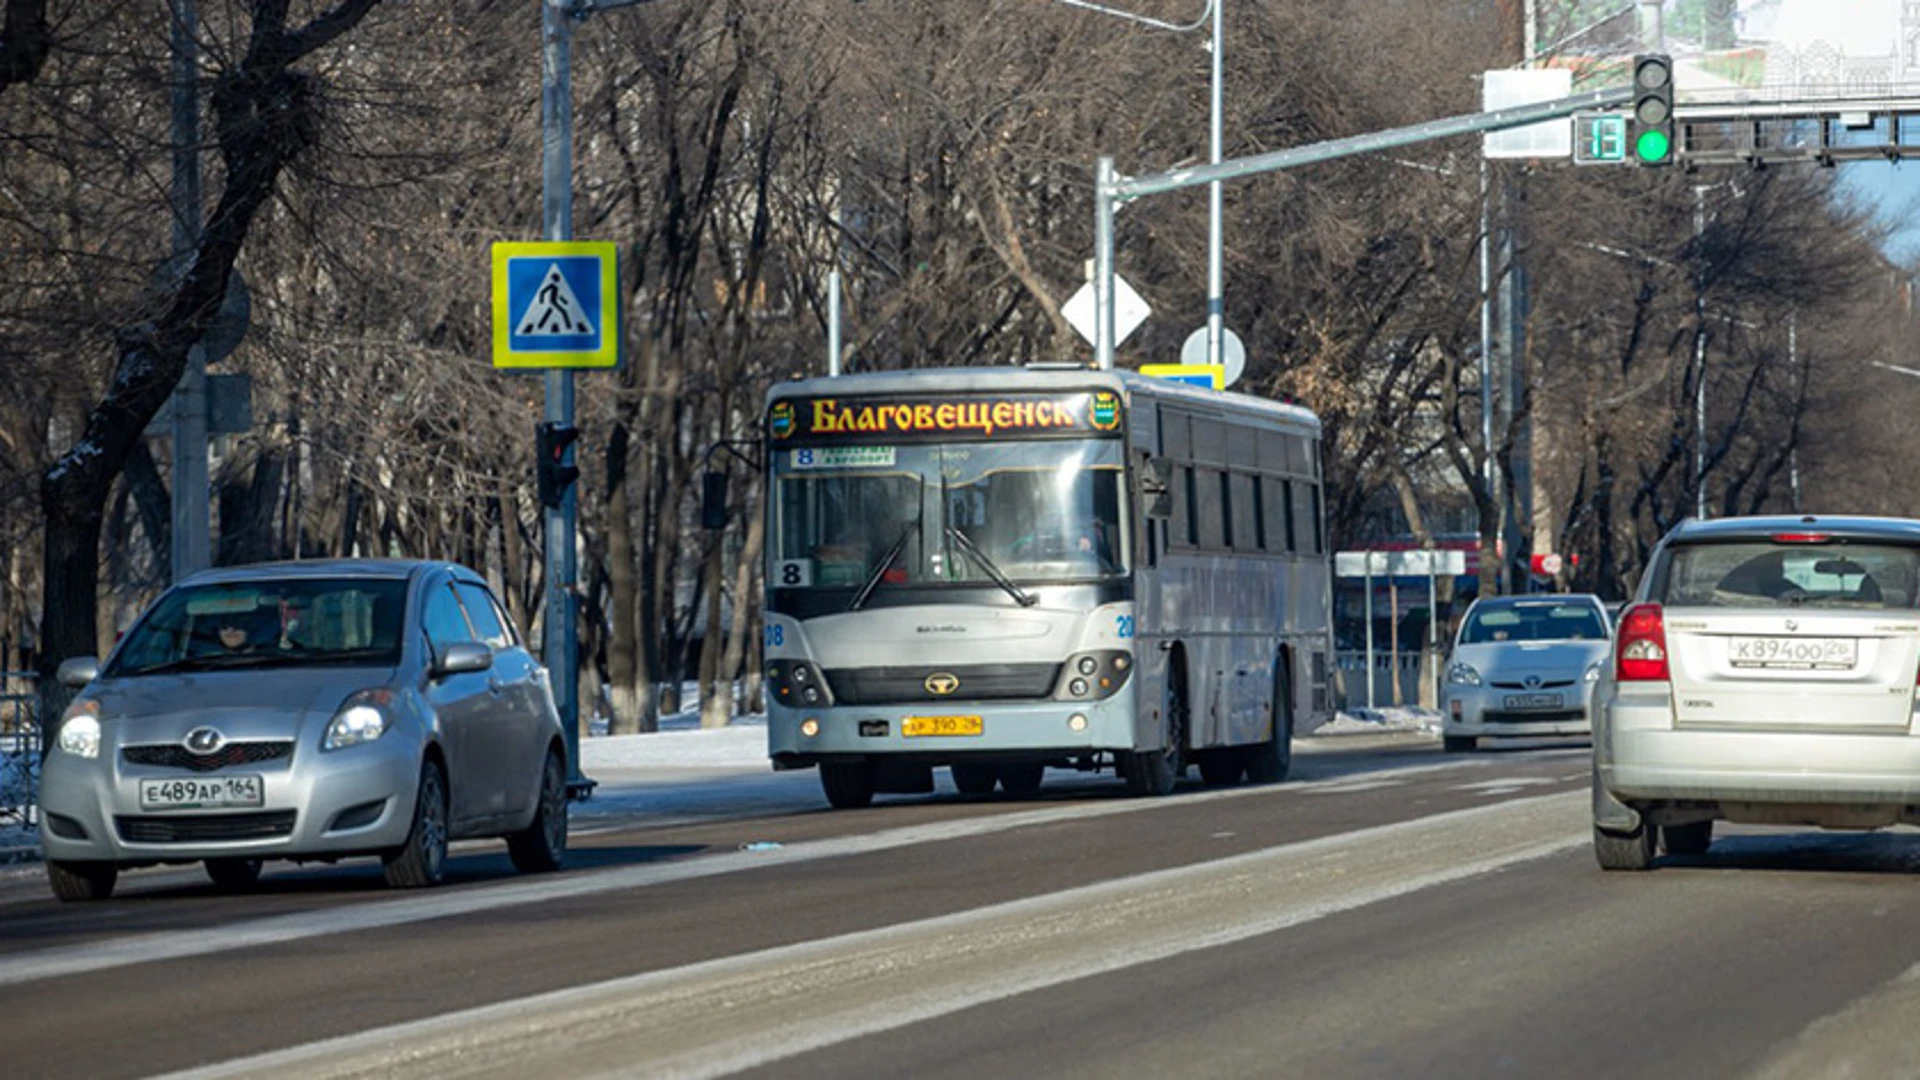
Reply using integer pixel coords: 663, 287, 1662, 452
1333, 650, 1440, 712
0, 673, 38, 832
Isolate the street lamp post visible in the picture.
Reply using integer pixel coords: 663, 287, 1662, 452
1052, 0, 1223, 366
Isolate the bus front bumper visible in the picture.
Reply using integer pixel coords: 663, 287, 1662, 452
768, 694, 1136, 768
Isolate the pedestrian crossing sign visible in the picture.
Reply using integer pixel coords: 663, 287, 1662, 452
491, 240, 620, 369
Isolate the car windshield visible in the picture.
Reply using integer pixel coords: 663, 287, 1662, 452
770, 439, 1128, 589
105, 577, 408, 676
1662, 541, 1920, 610
1461, 602, 1608, 644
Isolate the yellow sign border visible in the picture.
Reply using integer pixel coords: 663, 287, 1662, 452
1140, 362, 1224, 390
491, 241, 620, 370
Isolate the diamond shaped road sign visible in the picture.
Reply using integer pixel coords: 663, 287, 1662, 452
1063, 274, 1150, 348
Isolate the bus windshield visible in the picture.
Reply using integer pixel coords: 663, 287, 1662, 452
772, 439, 1128, 589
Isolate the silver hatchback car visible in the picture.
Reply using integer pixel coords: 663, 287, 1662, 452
1593, 515, 1920, 870
41, 560, 569, 900
1442, 594, 1612, 752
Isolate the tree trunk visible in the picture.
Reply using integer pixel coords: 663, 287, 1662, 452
604, 421, 644, 734
697, 539, 728, 730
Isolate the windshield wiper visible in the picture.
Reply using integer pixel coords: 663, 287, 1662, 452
946, 525, 1037, 607
121, 653, 286, 676
849, 520, 920, 612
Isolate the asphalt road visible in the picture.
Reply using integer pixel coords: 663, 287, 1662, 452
7, 733, 1920, 1079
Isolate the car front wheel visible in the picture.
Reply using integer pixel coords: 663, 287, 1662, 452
383, 759, 449, 889
47, 860, 117, 902
508, 748, 568, 874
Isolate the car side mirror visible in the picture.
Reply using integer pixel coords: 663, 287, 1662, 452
57, 656, 100, 688
701, 470, 729, 530
1137, 455, 1172, 519
432, 641, 493, 678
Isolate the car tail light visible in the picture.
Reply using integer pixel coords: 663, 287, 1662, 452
1616, 603, 1669, 681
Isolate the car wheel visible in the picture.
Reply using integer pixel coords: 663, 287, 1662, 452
1593, 823, 1656, 871
1662, 820, 1713, 856
1246, 664, 1295, 785
998, 762, 1045, 796
204, 858, 263, 891
383, 759, 449, 889
1122, 667, 1187, 797
950, 763, 997, 796
507, 748, 568, 874
47, 860, 117, 902
1443, 735, 1476, 753
820, 762, 876, 809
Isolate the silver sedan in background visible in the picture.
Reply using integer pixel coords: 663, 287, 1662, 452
1442, 594, 1612, 752
40, 559, 569, 901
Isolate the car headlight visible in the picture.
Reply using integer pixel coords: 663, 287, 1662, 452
57, 707, 101, 759
1585, 662, 1603, 683
324, 688, 394, 751
1446, 662, 1482, 687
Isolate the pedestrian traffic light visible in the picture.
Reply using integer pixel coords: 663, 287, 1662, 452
535, 421, 580, 510
1631, 53, 1675, 166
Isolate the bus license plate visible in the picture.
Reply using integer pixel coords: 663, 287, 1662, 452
903, 716, 984, 737
139, 775, 264, 811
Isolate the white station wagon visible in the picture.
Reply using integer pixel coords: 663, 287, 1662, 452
1592, 515, 1920, 870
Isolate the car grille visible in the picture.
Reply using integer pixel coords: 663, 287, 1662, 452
115, 811, 297, 844
824, 663, 1062, 705
1483, 709, 1586, 725
122, 741, 294, 773
1490, 679, 1576, 690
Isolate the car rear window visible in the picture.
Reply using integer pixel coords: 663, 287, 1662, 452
1460, 603, 1607, 644
1661, 542, 1920, 609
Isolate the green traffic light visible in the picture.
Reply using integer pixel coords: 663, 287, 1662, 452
1635, 128, 1671, 163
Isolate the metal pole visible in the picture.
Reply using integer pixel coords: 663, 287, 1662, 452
542, 0, 585, 790
1693, 184, 1707, 521
1095, 156, 1116, 370
1478, 157, 1495, 520
1363, 558, 1376, 711
1638, 0, 1664, 50
828, 268, 842, 376
169, 0, 209, 582
1205, 0, 1223, 369
1427, 567, 1438, 710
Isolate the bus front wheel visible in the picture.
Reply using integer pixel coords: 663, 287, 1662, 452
1123, 668, 1188, 797
820, 762, 876, 809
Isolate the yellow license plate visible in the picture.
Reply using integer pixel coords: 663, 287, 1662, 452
902, 715, 984, 737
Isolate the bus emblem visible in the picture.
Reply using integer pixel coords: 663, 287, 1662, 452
1090, 392, 1120, 431
925, 672, 960, 695
769, 401, 796, 439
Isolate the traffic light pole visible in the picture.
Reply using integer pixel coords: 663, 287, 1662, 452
1091, 85, 1632, 370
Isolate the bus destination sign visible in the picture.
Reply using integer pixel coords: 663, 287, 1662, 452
770, 392, 1122, 444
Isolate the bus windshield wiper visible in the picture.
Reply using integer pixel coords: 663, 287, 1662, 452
945, 525, 1037, 607
849, 520, 920, 612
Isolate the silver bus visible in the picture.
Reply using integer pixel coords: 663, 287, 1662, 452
760, 366, 1333, 808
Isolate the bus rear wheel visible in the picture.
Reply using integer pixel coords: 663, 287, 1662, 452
1246, 663, 1294, 785
820, 762, 876, 809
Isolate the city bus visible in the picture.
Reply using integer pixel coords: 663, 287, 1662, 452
759, 365, 1333, 808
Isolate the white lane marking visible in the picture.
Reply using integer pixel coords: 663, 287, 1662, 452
1302, 779, 1409, 794
0, 756, 1536, 988
156, 791, 1590, 1080
1453, 777, 1560, 797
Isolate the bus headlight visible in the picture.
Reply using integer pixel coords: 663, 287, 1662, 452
1056, 651, 1131, 701
768, 661, 833, 708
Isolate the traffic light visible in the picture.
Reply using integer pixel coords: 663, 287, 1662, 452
1631, 53, 1675, 166
535, 421, 580, 510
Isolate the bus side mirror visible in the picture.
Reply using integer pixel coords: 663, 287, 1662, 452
701, 471, 729, 530
1138, 456, 1172, 519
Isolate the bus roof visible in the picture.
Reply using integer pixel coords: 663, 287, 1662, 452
766, 365, 1320, 431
